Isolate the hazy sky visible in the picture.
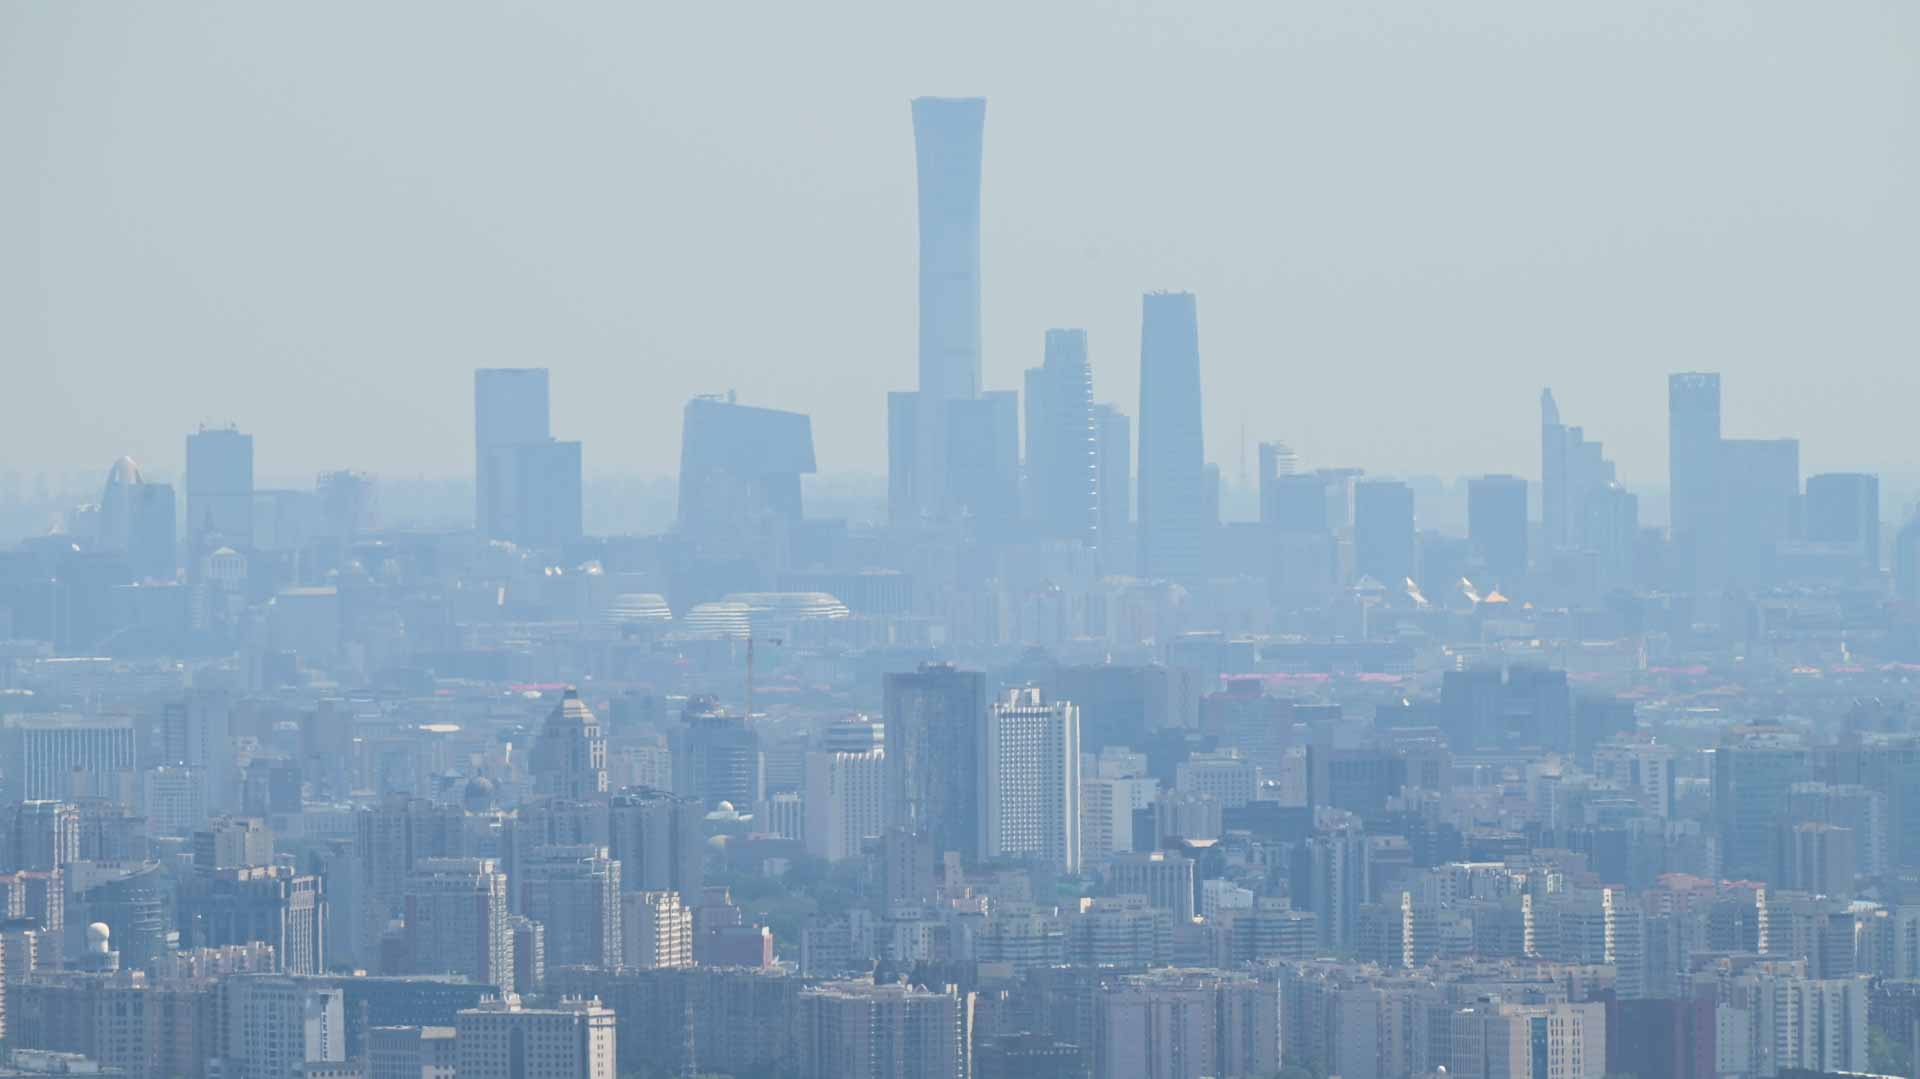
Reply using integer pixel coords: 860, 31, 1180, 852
6, 1, 1918, 492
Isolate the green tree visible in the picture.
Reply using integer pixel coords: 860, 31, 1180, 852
1872, 1025, 1911, 1076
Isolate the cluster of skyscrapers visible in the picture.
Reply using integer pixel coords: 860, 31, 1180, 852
5, 92, 1920, 1079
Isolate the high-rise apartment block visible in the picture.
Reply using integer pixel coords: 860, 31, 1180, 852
798, 979, 969, 1079
455, 994, 617, 1079
608, 788, 704, 895
984, 689, 1081, 873
620, 890, 693, 970
402, 858, 513, 992
517, 845, 621, 970
804, 749, 885, 863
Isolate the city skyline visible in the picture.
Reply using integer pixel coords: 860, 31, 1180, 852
12, 7, 1920, 1078
7, 2, 1919, 487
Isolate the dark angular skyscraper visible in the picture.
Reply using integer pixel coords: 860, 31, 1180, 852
884, 663, 987, 864
1024, 329, 1098, 548
1137, 291, 1205, 581
1668, 372, 1723, 590
1467, 474, 1528, 584
676, 395, 816, 558
907, 96, 986, 518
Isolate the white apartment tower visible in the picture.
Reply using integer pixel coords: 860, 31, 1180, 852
804, 748, 886, 862
985, 688, 1081, 873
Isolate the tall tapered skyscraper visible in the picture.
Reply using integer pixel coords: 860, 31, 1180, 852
1137, 291, 1205, 581
905, 96, 986, 518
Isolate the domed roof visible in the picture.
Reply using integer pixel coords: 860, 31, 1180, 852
463, 775, 497, 811
721, 592, 851, 621
680, 602, 752, 640
602, 593, 672, 627
105, 457, 142, 487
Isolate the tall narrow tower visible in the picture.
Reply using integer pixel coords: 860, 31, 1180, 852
1668, 372, 1723, 591
1137, 291, 1205, 581
1024, 328, 1098, 548
909, 96, 986, 517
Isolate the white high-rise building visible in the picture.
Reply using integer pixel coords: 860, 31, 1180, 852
621, 890, 693, 970
804, 749, 886, 862
1080, 774, 1156, 867
455, 994, 616, 1079
1715, 965, 1869, 1078
985, 689, 1081, 873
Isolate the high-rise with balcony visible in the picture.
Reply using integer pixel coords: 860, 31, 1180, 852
1137, 291, 1205, 581
985, 689, 1081, 873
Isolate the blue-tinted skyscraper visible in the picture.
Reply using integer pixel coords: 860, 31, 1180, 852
1354, 479, 1415, 586
185, 426, 254, 556
1468, 474, 1529, 584
676, 395, 815, 550
884, 663, 988, 863
474, 368, 581, 549
475, 367, 551, 538
1024, 329, 1098, 548
1721, 437, 1798, 589
907, 96, 986, 518
1137, 291, 1205, 581
1668, 372, 1723, 590
1093, 403, 1132, 575
1804, 472, 1880, 576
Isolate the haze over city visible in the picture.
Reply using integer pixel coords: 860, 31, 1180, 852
8, 5, 1920, 1079
7, 1, 1919, 490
